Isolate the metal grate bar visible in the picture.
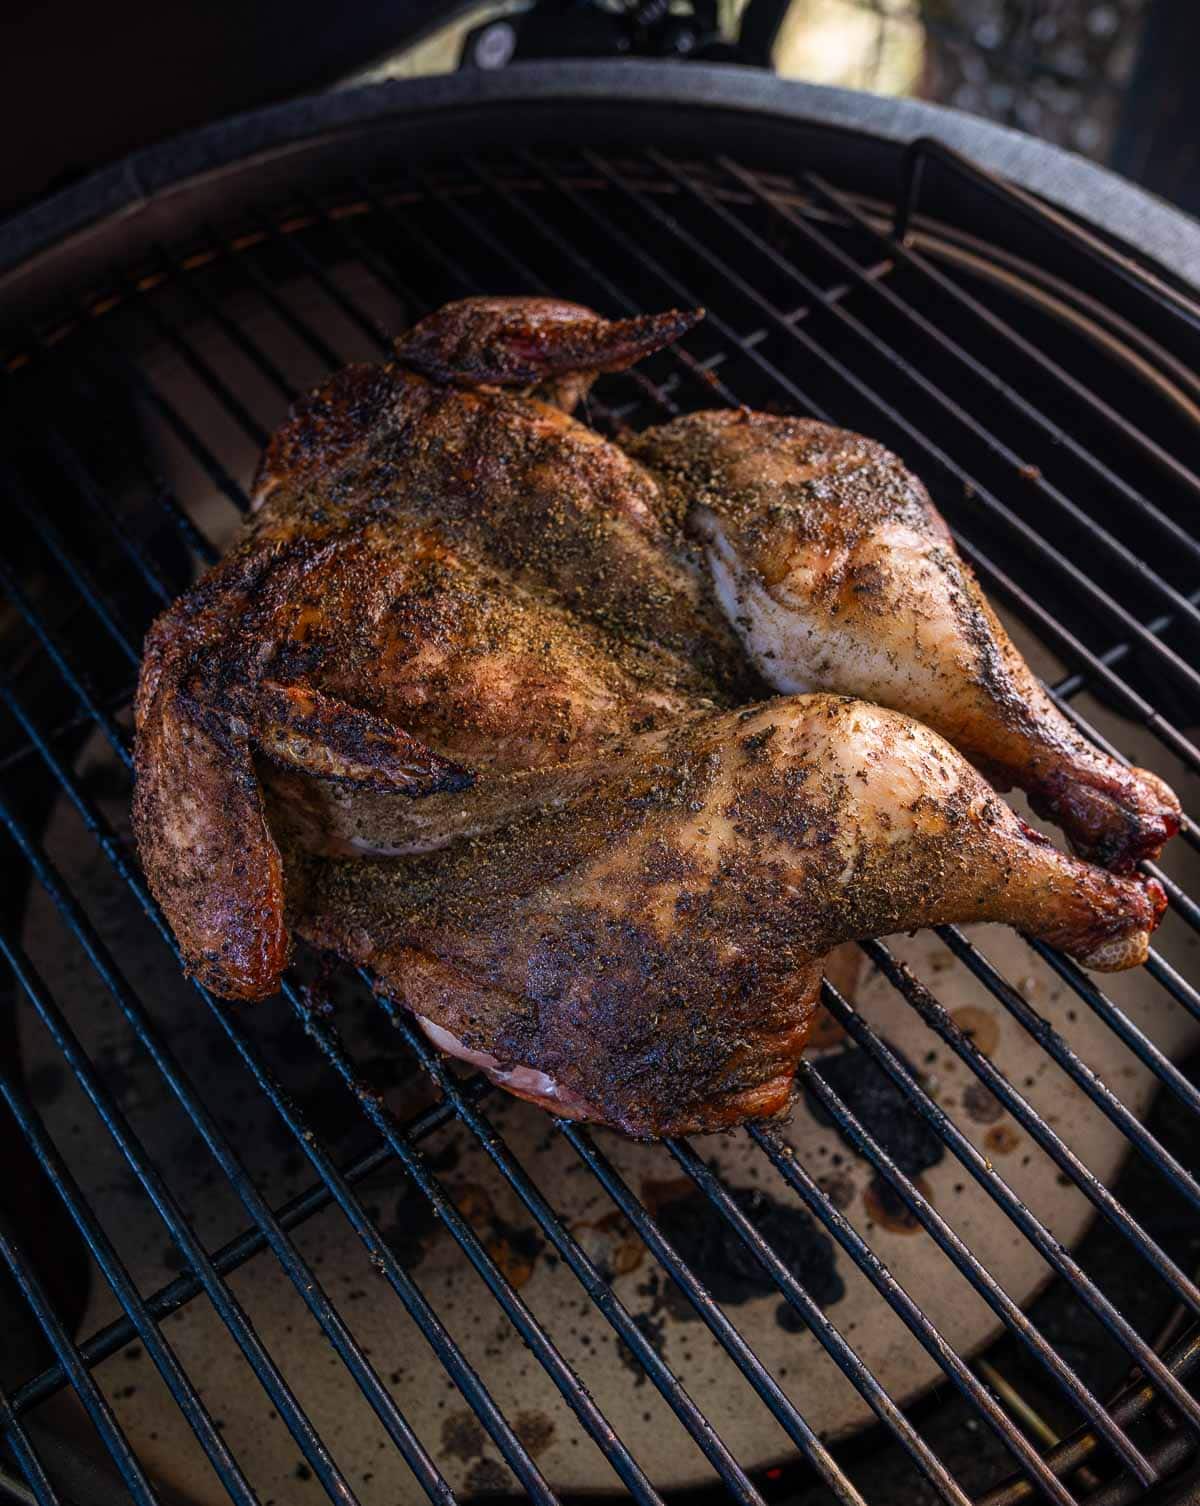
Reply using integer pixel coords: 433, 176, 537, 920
111, 302, 275, 459
6, 1123, 394, 1412
1028, 944, 1200, 1118
113, 268, 270, 449
0, 685, 135, 777
937, 926, 1200, 1213
451, 159, 732, 417
201, 220, 343, 372
664, 1137, 1026, 1505
0, 558, 131, 767
382, 1005, 779, 1506
1143, 949, 1200, 1022
563, 1005, 1155, 1489
0, 1391, 59, 1506
559, 1117, 871, 1500
798, 168, 1200, 506
271, 181, 751, 482
194, 1001, 558, 1506
748, 1114, 1154, 1491
981, 1330, 1200, 1506
273, 984, 668, 1504
7, 1094, 445, 1414
816, 980, 1200, 1431
718, 156, 1200, 566
13, 407, 185, 619
353, 174, 495, 311
866, 934, 1200, 1304
751, 1104, 1152, 1483
102, 348, 249, 527
297, 191, 426, 321
461, 161, 631, 309
116, 224, 416, 534
78, 333, 233, 550
47, 326, 223, 570
116, 207, 647, 559
0, 684, 554, 1501
585, 148, 1200, 703
152, 243, 300, 403
0, 652, 476, 1501
0, 1210, 160, 1504
0, 961, 259, 1505
516, 149, 803, 415
593, 298, 855, 422
896, 139, 1200, 333
0, 466, 144, 666
249, 207, 391, 354
7, 341, 175, 609
0, 805, 368, 1505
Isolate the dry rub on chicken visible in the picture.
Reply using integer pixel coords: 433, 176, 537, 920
134, 296, 1178, 1136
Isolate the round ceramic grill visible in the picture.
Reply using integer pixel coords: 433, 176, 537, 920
2, 66, 1200, 1506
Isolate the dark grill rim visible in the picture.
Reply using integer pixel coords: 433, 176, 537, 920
4, 64, 1200, 295
1, 121, 1200, 1506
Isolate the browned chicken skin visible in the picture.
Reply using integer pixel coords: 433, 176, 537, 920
133, 295, 1176, 1134
294, 696, 1164, 1137
628, 409, 1180, 873
135, 302, 749, 999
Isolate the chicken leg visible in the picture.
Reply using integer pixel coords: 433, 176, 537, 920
626, 408, 1180, 874
294, 695, 1165, 1137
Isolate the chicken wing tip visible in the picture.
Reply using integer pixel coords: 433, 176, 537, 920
392, 295, 704, 390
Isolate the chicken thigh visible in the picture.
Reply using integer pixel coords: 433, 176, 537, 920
294, 695, 1164, 1137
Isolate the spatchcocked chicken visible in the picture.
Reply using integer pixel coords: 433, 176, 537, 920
134, 297, 1178, 1136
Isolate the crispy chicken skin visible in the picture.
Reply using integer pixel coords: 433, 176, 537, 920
133, 295, 1175, 1135
293, 696, 1165, 1138
134, 300, 746, 999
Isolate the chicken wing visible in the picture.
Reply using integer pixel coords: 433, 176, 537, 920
134, 301, 746, 999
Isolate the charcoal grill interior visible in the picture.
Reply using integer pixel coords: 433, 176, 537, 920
3, 73, 1200, 1506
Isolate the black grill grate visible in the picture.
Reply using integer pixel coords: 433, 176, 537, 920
2, 141, 1200, 1506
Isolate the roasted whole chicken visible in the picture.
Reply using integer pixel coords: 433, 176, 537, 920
134, 297, 1178, 1136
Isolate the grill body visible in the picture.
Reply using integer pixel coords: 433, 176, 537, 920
2, 64, 1200, 1506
